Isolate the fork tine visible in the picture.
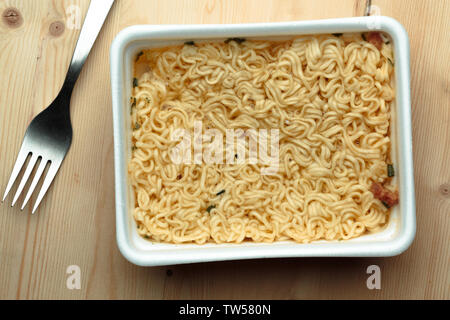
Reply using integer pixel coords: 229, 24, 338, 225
2, 146, 30, 202
31, 160, 62, 214
21, 158, 49, 210
11, 154, 39, 207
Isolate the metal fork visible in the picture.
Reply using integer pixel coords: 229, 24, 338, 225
2, 0, 114, 213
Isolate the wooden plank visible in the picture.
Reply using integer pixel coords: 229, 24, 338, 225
0, 0, 448, 299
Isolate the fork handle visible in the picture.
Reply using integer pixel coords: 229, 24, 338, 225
61, 0, 115, 95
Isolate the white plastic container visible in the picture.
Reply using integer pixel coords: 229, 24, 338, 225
110, 16, 415, 266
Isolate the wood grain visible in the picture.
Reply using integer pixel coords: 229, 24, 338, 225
0, 0, 448, 299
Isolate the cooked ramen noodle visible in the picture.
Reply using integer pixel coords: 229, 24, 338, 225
129, 32, 398, 244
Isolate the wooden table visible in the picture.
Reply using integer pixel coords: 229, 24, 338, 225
0, 0, 448, 299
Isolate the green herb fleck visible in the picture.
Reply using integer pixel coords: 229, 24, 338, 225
385, 40, 390, 44
225, 37, 246, 44
332, 33, 343, 37
130, 97, 136, 113
216, 189, 225, 196
387, 164, 395, 177
134, 123, 141, 130
135, 51, 143, 62
184, 41, 195, 46
361, 33, 367, 41
382, 201, 390, 209
144, 235, 150, 239
206, 205, 216, 213
133, 77, 138, 87
132, 145, 137, 152
387, 58, 394, 66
